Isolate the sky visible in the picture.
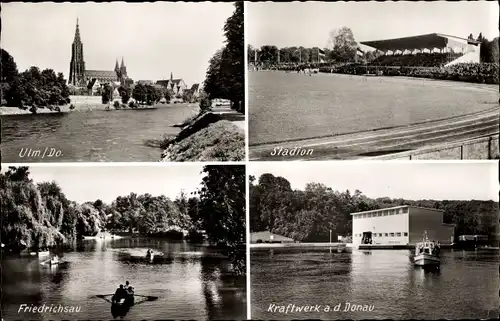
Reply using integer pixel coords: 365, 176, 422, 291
247, 1, 499, 51
249, 162, 499, 202
2, 165, 208, 204
2, 2, 235, 85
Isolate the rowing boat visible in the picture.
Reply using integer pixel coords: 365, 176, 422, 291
111, 292, 134, 318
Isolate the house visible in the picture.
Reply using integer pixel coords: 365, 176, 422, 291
190, 83, 200, 99
251, 231, 295, 244
156, 73, 188, 97
87, 78, 101, 96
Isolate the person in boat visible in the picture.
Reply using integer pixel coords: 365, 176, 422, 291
124, 281, 133, 293
113, 285, 127, 303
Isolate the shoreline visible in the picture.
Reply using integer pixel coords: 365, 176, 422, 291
1, 100, 201, 116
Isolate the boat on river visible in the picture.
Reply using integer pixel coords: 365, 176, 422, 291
111, 290, 135, 318
49, 256, 60, 265
32, 250, 50, 257
413, 232, 440, 266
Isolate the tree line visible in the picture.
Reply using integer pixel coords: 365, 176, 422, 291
0, 49, 71, 110
250, 28, 499, 66
1, 166, 245, 274
250, 174, 498, 243
203, 2, 244, 114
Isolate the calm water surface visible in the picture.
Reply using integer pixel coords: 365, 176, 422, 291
1, 105, 198, 162
2, 238, 246, 320
249, 71, 499, 145
251, 248, 499, 319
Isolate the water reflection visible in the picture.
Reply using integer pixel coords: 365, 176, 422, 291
251, 248, 499, 320
3, 238, 246, 320
1, 105, 199, 162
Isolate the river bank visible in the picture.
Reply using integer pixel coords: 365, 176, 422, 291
159, 106, 245, 162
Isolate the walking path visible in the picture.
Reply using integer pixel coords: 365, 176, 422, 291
210, 104, 245, 131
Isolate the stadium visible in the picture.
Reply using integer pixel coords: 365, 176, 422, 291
249, 32, 499, 160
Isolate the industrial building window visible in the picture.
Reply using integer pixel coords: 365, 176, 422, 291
390, 233, 395, 237
403, 232, 408, 236
377, 213, 382, 217
384, 233, 388, 237
402, 208, 408, 213
378, 233, 383, 237
396, 232, 402, 237
383, 211, 388, 216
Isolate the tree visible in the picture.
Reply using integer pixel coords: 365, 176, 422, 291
1, 49, 19, 84
132, 83, 147, 104
203, 2, 244, 114
328, 27, 358, 62
203, 49, 224, 101
247, 45, 256, 63
145, 84, 160, 105
118, 86, 131, 104
101, 84, 113, 104
258, 45, 279, 65
197, 165, 245, 275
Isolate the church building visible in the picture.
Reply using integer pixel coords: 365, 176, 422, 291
68, 19, 129, 87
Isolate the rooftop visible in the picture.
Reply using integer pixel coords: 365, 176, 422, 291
361, 33, 480, 51
351, 205, 444, 215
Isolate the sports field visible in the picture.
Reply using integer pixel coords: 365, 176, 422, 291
249, 71, 499, 145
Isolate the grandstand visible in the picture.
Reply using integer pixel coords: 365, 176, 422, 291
361, 33, 481, 67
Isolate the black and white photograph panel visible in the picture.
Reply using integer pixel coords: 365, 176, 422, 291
1, 1, 244, 162
1, 164, 246, 320
247, 1, 499, 161
249, 161, 499, 319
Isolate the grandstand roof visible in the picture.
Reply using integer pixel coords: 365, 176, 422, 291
360, 33, 480, 51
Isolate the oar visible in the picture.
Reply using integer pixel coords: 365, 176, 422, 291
95, 294, 113, 303
133, 294, 159, 301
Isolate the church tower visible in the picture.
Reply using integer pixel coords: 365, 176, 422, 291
69, 18, 86, 86
120, 57, 127, 79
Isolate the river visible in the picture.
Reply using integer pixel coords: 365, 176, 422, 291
2, 238, 246, 320
249, 71, 499, 145
1, 104, 198, 162
251, 248, 499, 319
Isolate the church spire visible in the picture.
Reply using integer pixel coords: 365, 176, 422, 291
170, 72, 173, 81
74, 18, 81, 44
115, 59, 120, 73
120, 57, 125, 69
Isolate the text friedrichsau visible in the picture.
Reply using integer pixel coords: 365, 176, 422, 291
18, 304, 82, 314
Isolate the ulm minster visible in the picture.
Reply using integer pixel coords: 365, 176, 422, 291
67, 18, 199, 101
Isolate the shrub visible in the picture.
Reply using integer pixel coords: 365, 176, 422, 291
199, 97, 212, 114
113, 100, 120, 109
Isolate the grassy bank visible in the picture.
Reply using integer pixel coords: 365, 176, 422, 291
160, 119, 245, 161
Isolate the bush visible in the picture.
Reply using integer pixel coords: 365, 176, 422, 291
199, 97, 212, 114
129, 100, 136, 108
113, 100, 120, 109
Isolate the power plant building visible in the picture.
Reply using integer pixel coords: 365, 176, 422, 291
351, 206, 455, 246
